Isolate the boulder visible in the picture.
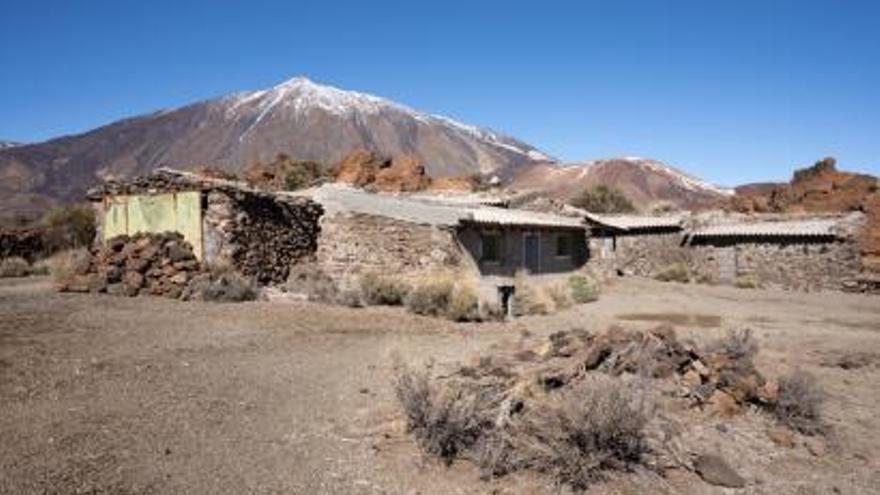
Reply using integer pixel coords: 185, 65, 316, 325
694, 454, 746, 488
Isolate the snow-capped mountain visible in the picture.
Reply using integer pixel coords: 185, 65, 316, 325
509, 157, 732, 211
0, 76, 552, 217
0, 140, 20, 150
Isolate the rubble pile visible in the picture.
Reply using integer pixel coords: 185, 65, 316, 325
0, 228, 45, 262
59, 232, 203, 298
460, 326, 773, 417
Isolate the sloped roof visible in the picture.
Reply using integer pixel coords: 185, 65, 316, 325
581, 211, 684, 231
310, 184, 583, 228
689, 219, 841, 238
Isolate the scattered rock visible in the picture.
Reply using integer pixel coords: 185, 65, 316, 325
767, 427, 796, 448
682, 369, 702, 388
804, 437, 827, 457
694, 454, 746, 488
709, 390, 740, 417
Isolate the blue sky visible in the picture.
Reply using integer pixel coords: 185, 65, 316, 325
1, 0, 877, 186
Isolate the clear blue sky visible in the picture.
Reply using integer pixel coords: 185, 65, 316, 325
1, 0, 878, 186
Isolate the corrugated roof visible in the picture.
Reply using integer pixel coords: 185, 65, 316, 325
310, 184, 584, 228
581, 211, 684, 231
464, 208, 584, 228
689, 219, 840, 238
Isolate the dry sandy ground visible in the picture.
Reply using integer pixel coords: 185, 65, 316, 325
1, 276, 878, 494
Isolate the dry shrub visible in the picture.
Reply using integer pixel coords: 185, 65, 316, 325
654, 263, 690, 283
393, 363, 492, 463
546, 283, 573, 311
46, 248, 91, 284
285, 264, 339, 303
447, 282, 479, 321
360, 272, 411, 306
183, 264, 256, 302
40, 204, 96, 252
734, 275, 760, 289
407, 276, 454, 317
773, 370, 825, 435
0, 257, 31, 278
513, 273, 551, 316
706, 328, 760, 389
483, 378, 651, 489
568, 275, 600, 304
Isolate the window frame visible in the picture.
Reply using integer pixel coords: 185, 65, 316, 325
480, 231, 504, 264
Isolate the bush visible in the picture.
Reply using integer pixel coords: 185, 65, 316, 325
407, 277, 455, 317
360, 272, 411, 306
41, 204, 96, 252
0, 257, 31, 278
570, 185, 636, 214
734, 275, 760, 289
568, 275, 600, 304
654, 263, 690, 283
183, 265, 256, 302
447, 283, 479, 321
546, 284, 573, 311
479, 377, 651, 489
46, 248, 92, 284
285, 264, 339, 303
513, 273, 550, 316
773, 370, 825, 435
393, 363, 491, 464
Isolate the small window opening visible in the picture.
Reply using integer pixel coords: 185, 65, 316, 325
481, 233, 502, 263
556, 233, 573, 257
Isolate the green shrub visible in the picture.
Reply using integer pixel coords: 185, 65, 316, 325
360, 272, 411, 306
570, 185, 636, 214
654, 263, 690, 283
568, 275, 600, 303
406, 277, 454, 317
0, 257, 31, 278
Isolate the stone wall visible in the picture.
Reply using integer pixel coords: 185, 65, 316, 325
588, 230, 865, 293
315, 212, 463, 288
589, 231, 688, 277
203, 190, 323, 285
689, 239, 863, 292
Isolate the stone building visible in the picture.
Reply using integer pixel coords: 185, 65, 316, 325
88, 168, 323, 284
686, 218, 864, 292
582, 212, 685, 277
309, 185, 588, 292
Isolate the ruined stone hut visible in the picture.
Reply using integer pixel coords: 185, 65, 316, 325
88, 168, 323, 284
308, 185, 588, 291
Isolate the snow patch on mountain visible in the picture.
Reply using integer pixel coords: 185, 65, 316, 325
224, 76, 553, 161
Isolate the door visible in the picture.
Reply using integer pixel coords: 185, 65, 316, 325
524, 232, 540, 274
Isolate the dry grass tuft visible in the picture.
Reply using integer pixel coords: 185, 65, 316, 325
360, 272, 411, 306
45, 248, 92, 284
654, 263, 690, 283
406, 276, 455, 317
183, 264, 256, 302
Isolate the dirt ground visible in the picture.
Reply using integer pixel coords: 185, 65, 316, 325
1, 276, 879, 494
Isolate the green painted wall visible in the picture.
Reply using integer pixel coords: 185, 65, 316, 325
102, 192, 203, 259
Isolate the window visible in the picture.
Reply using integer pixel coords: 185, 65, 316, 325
481, 233, 502, 263
556, 232, 573, 257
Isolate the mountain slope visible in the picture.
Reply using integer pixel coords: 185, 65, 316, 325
0, 141, 20, 150
0, 77, 552, 217
509, 157, 732, 211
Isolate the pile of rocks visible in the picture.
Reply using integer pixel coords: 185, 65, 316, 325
461, 325, 774, 418
60, 232, 203, 298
